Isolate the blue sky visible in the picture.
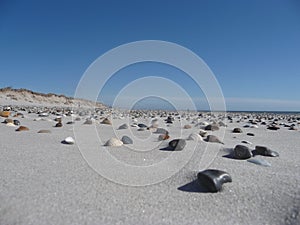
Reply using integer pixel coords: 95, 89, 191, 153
1, 0, 300, 111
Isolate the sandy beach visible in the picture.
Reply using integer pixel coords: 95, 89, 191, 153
1, 104, 299, 225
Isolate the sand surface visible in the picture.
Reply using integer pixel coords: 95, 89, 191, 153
0, 109, 300, 225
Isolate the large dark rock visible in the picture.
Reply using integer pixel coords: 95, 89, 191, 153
233, 145, 252, 159
197, 169, 232, 192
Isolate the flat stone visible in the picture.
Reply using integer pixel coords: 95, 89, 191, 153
16, 126, 29, 131
121, 136, 133, 144
168, 139, 186, 151
118, 123, 129, 129
255, 146, 279, 157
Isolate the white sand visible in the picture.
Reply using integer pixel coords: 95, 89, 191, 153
0, 109, 300, 225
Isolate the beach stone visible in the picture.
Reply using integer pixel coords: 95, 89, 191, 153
233, 145, 252, 159
183, 124, 192, 129
66, 121, 75, 125
138, 123, 148, 128
104, 138, 123, 147
205, 135, 224, 144
247, 133, 255, 136
289, 126, 297, 131
118, 123, 129, 129
199, 129, 208, 137
16, 126, 29, 131
168, 139, 186, 151
267, 125, 280, 130
166, 116, 173, 124
158, 132, 170, 141
0, 111, 11, 117
198, 121, 209, 127
55, 122, 63, 127
101, 118, 112, 125
54, 117, 62, 122
75, 117, 81, 121
197, 169, 232, 192
233, 128, 243, 133
37, 129, 51, 133
205, 124, 219, 131
255, 146, 279, 157
63, 137, 75, 144
3, 118, 13, 124
241, 140, 252, 145
39, 112, 49, 117
187, 133, 203, 141
121, 136, 133, 144
13, 120, 20, 126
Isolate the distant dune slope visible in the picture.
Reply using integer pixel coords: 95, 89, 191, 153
0, 87, 106, 108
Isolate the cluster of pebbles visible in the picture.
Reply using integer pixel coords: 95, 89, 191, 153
1, 105, 299, 193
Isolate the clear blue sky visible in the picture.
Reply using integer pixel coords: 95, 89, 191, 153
1, 0, 300, 111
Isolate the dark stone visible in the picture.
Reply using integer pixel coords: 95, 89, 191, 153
138, 123, 148, 128
205, 124, 219, 131
55, 122, 63, 127
118, 123, 129, 129
233, 128, 243, 133
13, 120, 20, 126
247, 133, 255, 136
205, 135, 224, 144
267, 125, 280, 130
168, 139, 186, 151
197, 169, 232, 192
233, 145, 252, 159
289, 126, 297, 131
166, 116, 173, 124
254, 146, 279, 157
66, 121, 75, 125
121, 136, 133, 144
